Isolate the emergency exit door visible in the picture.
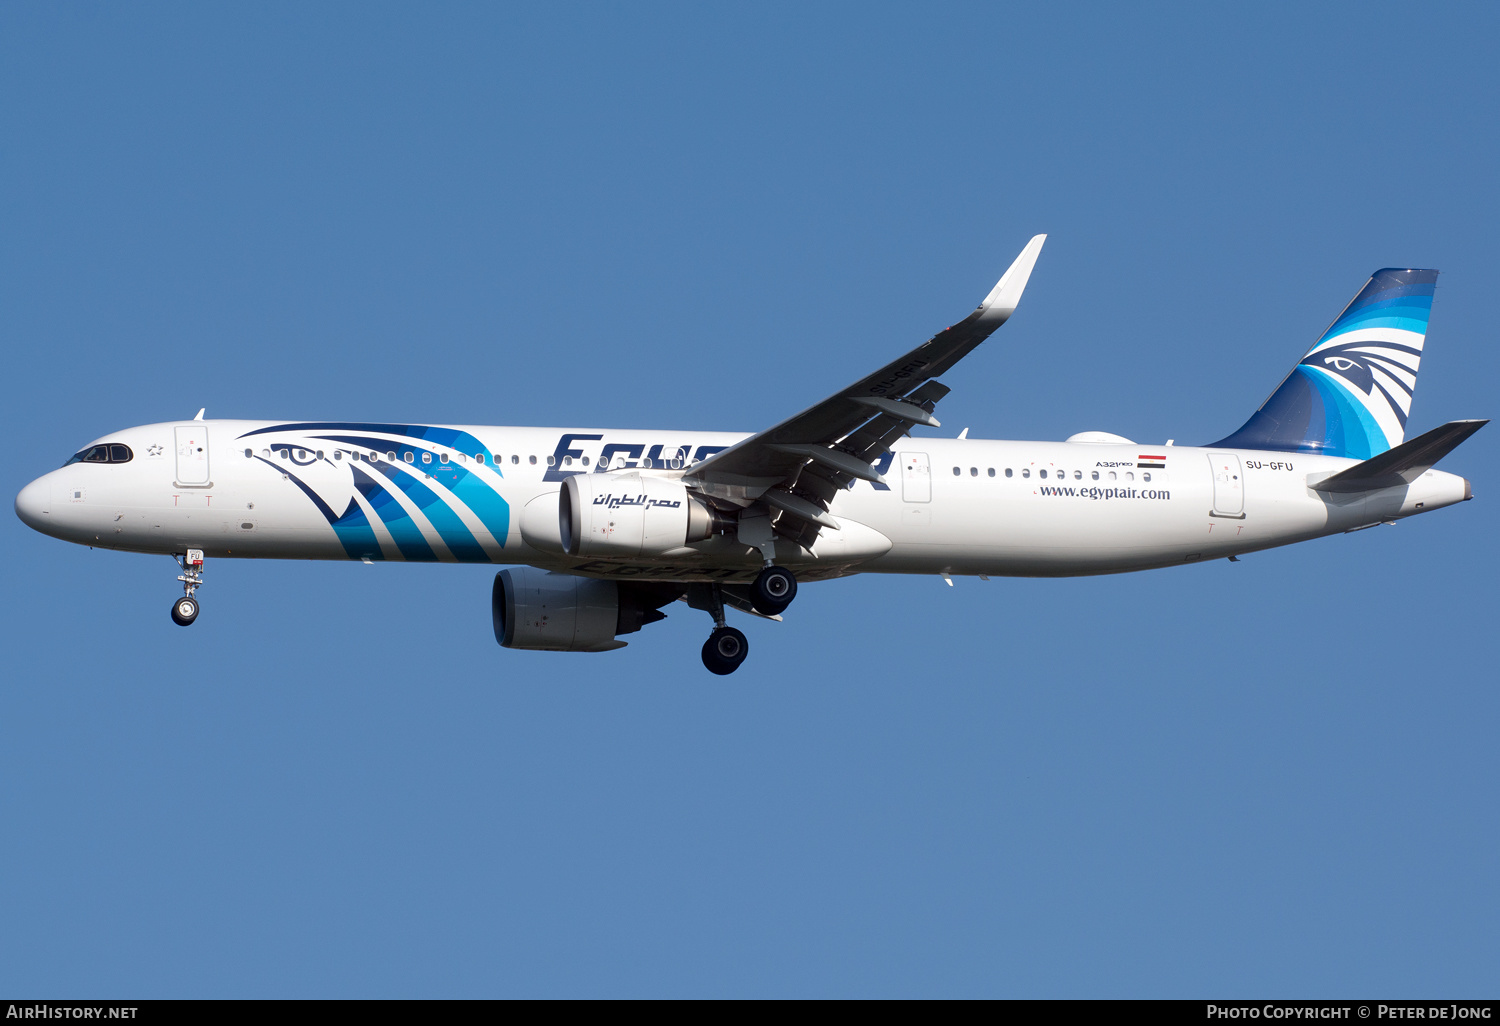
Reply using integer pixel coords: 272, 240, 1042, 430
1208, 452, 1244, 518
175, 426, 210, 485
900, 451, 931, 503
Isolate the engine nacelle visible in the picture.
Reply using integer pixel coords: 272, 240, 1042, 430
492, 567, 671, 652
560, 474, 718, 558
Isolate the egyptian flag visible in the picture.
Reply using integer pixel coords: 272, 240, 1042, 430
1137, 454, 1166, 469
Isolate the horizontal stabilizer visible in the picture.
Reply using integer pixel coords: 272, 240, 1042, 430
1313, 419, 1487, 493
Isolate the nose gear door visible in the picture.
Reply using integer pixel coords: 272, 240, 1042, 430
175, 426, 210, 485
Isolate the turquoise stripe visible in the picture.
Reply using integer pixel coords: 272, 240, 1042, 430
353, 466, 437, 561
383, 467, 489, 562
1323, 297, 1432, 339
446, 469, 511, 549
1306, 366, 1387, 458
1321, 313, 1430, 338
331, 500, 382, 561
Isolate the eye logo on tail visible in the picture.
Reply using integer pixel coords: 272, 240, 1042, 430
1301, 336, 1423, 438
1211, 267, 1437, 460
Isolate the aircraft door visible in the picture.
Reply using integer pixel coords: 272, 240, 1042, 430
900, 451, 931, 503
1208, 452, 1244, 518
175, 425, 210, 485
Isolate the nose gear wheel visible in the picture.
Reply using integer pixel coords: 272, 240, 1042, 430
171, 596, 199, 626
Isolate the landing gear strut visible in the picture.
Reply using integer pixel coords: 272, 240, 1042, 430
171, 549, 203, 627
750, 565, 797, 615
690, 583, 750, 675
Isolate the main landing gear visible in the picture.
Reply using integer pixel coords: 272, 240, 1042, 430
703, 625, 749, 676
691, 565, 799, 675
750, 565, 797, 615
691, 583, 751, 675
171, 549, 204, 627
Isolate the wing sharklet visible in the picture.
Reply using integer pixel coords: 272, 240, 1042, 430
684, 235, 1045, 492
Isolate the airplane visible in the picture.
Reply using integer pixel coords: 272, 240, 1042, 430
14, 236, 1486, 674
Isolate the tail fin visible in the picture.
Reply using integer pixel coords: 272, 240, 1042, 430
1210, 268, 1438, 458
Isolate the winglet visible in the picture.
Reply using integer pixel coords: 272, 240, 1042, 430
979, 234, 1047, 318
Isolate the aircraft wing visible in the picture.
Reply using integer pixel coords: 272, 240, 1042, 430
685, 235, 1046, 545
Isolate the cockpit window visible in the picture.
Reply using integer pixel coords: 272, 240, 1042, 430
64, 444, 133, 467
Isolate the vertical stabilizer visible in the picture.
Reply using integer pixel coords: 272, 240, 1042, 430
1210, 268, 1437, 458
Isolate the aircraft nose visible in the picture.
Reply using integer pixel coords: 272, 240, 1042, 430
15, 476, 51, 530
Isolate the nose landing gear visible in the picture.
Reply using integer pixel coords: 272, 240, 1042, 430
171, 549, 204, 626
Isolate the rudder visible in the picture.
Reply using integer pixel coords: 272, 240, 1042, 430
1210, 267, 1437, 458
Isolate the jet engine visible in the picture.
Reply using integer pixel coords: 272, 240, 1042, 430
560, 474, 722, 558
492, 567, 672, 652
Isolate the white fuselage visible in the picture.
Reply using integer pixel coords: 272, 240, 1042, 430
15, 419, 1472, 583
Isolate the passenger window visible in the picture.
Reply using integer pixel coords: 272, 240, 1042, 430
582, 456, 590, 466
1125, 472, 1134, 481
386, 451, 396, 463
422, 452, 432, 464
370, 451, 380, 462
404, 452, 415, 463
1005, 468, 1013, 478
513, 455, 520, 465
641, 458, 652, 468
1074, 470, 1082, 480
563, 456, 572, 466
1039, 469, 1047, 479
1108, 471, 1116, 481
529, 455, 537, 465
334, 451, 343, 461
1021, 468, 1030, 478
295, 449, 306, 460
279, 449, 289, 460
970, 467, 978, 477
316, 450, 324, 460
987, 468, 995, 478
547, 455, 556, 466
1091, 471, 1099, 480
1143, 472, 1152, 483
952, 466, 961, 476
243, 448, 253, 459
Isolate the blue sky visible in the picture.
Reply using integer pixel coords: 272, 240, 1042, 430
2, 2, 1496, 997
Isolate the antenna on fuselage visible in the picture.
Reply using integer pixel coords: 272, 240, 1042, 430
193, 408, 205, 421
